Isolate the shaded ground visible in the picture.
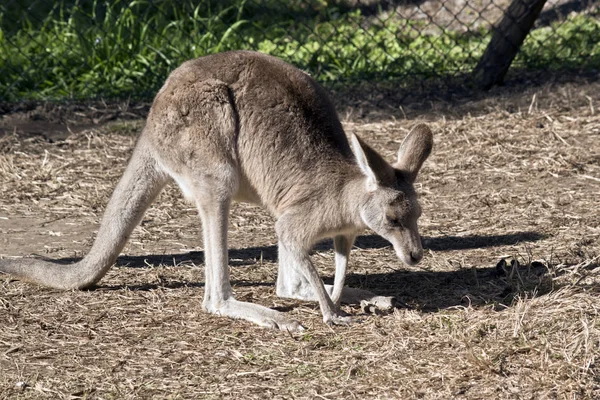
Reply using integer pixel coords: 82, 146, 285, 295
0, 77, 599, 399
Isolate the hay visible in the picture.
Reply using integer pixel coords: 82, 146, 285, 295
0, 79, 599, 399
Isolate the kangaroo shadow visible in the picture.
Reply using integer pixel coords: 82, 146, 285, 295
341, 260, 551, 312
63, 231, 543, 269
48, 231, 551, 309
333, 231, 552, 311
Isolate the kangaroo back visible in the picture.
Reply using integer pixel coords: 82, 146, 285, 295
145, 51, 355, 215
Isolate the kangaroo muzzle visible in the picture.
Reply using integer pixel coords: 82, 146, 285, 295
390, 230, 423, 266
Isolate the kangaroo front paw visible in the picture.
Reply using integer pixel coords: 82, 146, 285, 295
324, 313, 352, 326
360, 296, 410, 314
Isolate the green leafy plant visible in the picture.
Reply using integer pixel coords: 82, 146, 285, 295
0, 0, 598, 101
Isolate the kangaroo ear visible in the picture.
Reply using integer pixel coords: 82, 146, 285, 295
394, 124, 433, 183
350, 133, 378, 189
350, 133, 395, 190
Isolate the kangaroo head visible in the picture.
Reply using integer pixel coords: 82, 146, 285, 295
350, 124, 433, 266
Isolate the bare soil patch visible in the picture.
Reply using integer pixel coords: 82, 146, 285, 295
0, 79, 599, 399
0, 102, 149, 142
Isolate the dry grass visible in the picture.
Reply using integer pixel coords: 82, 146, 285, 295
1, 79, 599, 399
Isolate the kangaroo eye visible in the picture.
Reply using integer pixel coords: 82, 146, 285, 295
387, 216, 402, 227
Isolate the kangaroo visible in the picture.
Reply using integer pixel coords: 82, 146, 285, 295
0, 51, 432, 331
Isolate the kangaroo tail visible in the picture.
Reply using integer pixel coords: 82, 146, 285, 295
0, 137, 168, 289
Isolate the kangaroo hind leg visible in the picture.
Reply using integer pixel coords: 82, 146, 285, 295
189, 176, 303, 332
152, 78, 303, 331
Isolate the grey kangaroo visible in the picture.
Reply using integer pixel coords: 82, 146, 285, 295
0, 51, 433, 331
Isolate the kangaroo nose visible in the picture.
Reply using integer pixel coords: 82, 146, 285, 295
409, 250, 423, 264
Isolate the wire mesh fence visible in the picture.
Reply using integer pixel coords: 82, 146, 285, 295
1, 0, 599, 102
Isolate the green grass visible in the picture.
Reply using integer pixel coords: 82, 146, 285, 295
1, 0, 599, 101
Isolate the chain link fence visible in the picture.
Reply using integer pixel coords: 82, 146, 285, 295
1, 0, 599, 102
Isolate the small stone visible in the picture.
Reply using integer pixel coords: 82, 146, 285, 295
360, 300, 381, 315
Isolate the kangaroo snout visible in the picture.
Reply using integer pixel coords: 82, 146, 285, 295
395, 245, 423, 266
409, 248, 423, 264
389, 233, 423, 266
397, 247, 423, 266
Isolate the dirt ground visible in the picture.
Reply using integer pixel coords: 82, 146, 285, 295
0, 77, 599, 399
